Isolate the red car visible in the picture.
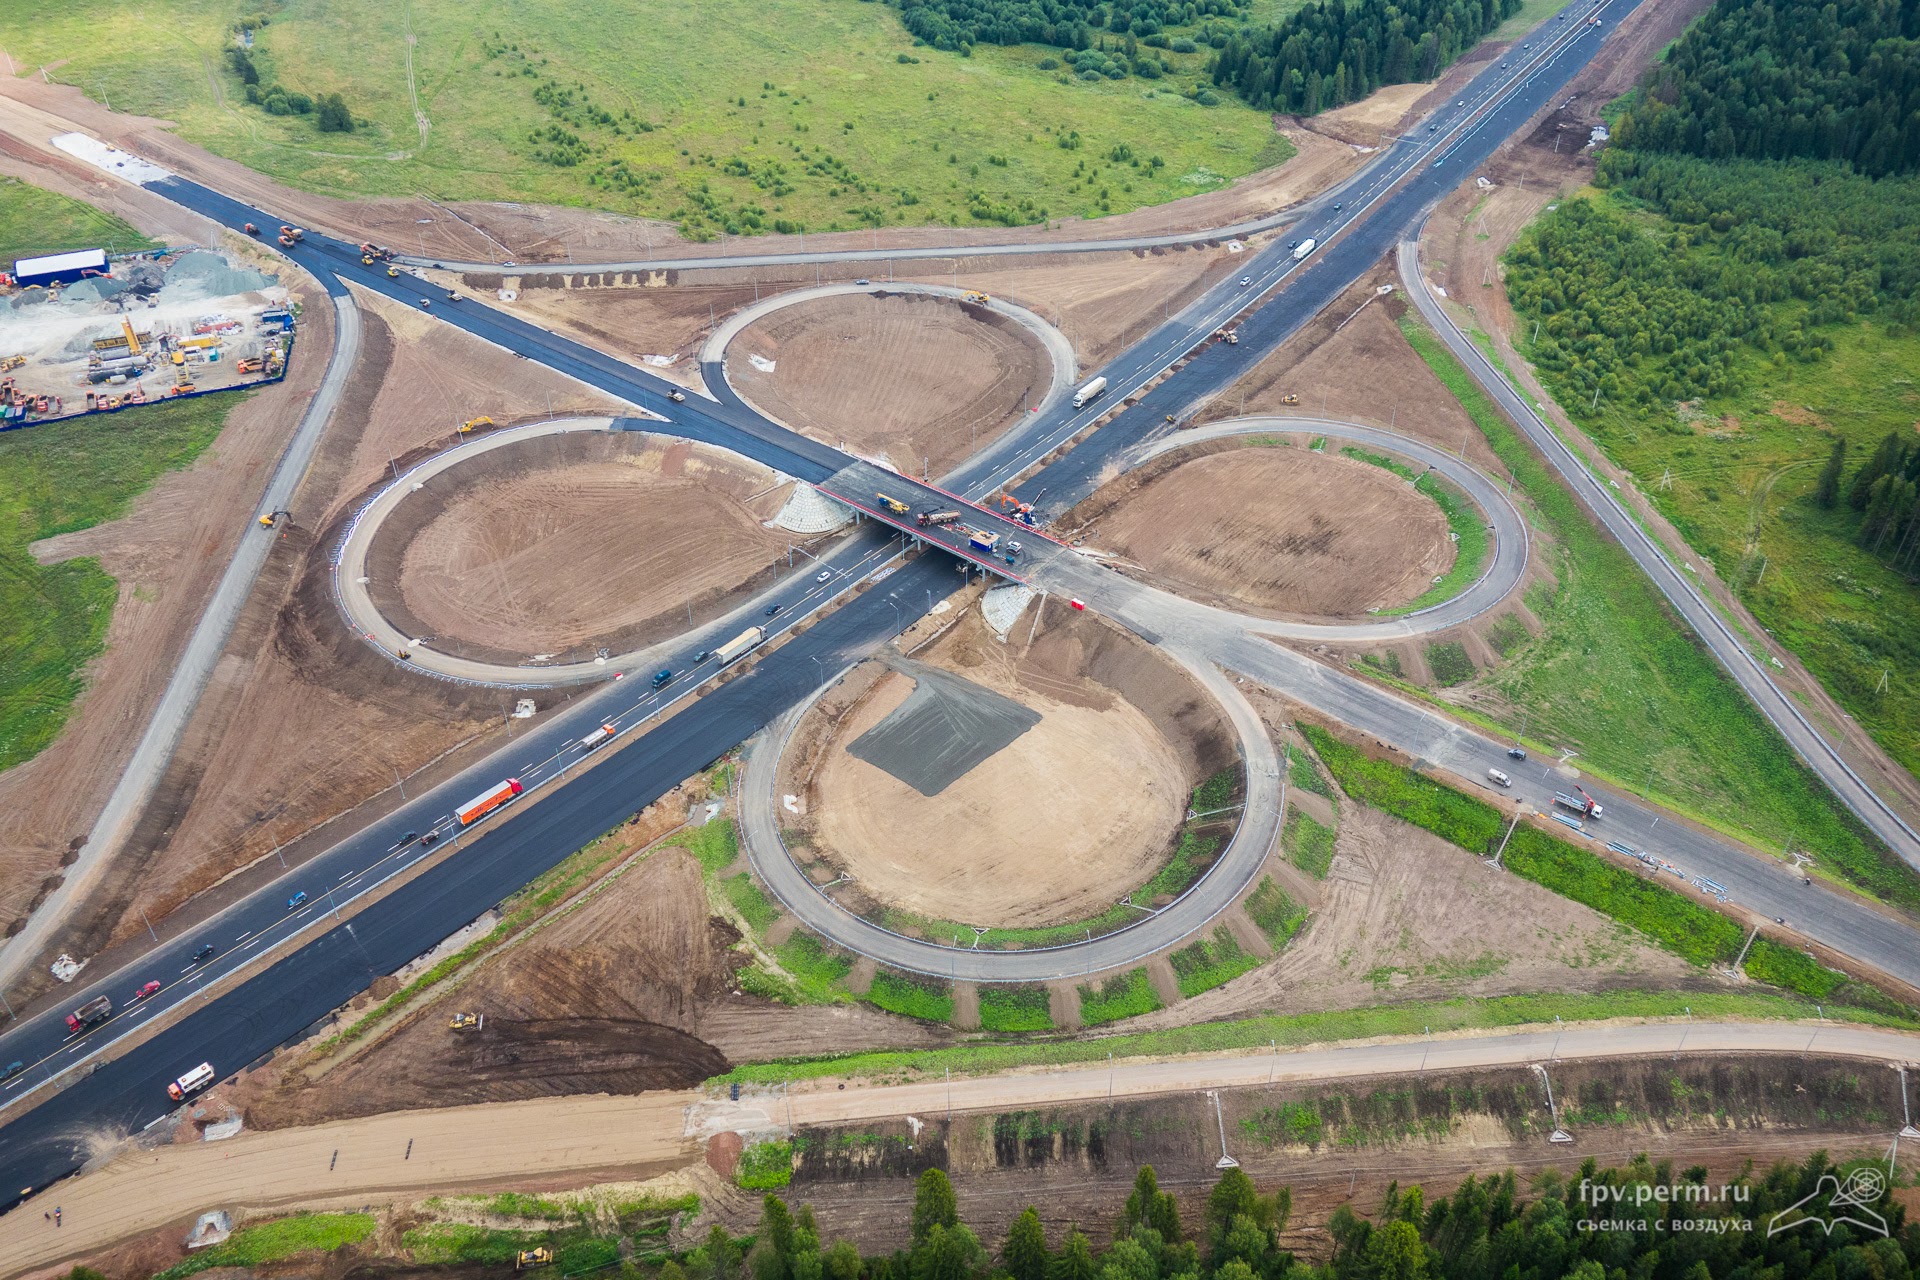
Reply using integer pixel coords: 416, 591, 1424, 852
132, 980, 161, 1002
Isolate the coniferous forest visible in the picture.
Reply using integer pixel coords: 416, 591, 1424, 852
700, 1157, 1915, 1280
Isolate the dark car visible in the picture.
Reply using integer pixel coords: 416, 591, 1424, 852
192, 943, 217, 965
399, 830, 420, 846
693, 650, 711, 664
1332, 202, 1343, 211
0, 1062, 24, 1084
1507, 747, 1527, 761
286, 891, 308, 912
764, 603, 783, 617
421, 831, 440, 848
133, 980, 162, 1001
651, 668, 673, 689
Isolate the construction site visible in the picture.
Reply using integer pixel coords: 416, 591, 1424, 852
0, 246, 291, 423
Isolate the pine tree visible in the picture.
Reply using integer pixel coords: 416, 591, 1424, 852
1050, 1230, 1097, 1280
1004, 1207, 1050, 1280
911, 1170, 959, 1247
1815, 437, 1846, 508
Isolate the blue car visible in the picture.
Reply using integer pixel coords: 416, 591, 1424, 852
286, 891, 308, 912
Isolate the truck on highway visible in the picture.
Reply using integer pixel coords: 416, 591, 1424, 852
1291, 238, 1317, 261
1552, 787, 1604, 820
917, 510, 961, 528
65, 995, 111, 1035
875, 493, 910, 515
713, 626, 766, 666
1071, 376, 1108, 409
457, 778, 525, 826
969, 529, 1000, 554
580, 723, 616, 751
167, 1062, 215, 1101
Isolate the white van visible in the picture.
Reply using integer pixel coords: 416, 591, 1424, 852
167, 1062, 215, 1101
1487, 768, 1513, 788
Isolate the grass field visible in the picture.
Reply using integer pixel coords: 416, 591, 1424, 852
0, 177, 160, 265
156, 1213, 374, 1280
1396, 315, 1912, 904
6, 0, 1290, 236
0, 397, 235, 773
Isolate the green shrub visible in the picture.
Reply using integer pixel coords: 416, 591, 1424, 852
1287, 743, 1333, 798
736, 1139, 795, 1189
1283, 809, 1336, 878
1426, 641, 1476, 686
1245, 877, 1308, 945
864, 970, 954, 1022
1077, 968, 1162, 1025
978, 984, 1054, 1032
1192, 765, 1241, 812
665, 818, 739, 874
1300, 724, 1504, 851
1170, 926, 1260, 996
775, 933, 854, 1003
723, 872, 781, 932
155, 1214, 377, 1279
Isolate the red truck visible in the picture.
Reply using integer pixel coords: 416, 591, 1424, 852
456, 778, 524, 826
65, 994, 111, 1035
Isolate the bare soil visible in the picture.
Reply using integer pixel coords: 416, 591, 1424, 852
1066, 442, 1455, 618
785, 599, 1233, 929
731, 292, 1049, 478
372, 433, 797, 666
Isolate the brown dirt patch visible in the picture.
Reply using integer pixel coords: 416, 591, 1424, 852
1069, 443, 1456, 618
371, 432, 797, 666
1309, 81, 1439, 145
731, 292, 1048, 478
471, 278, 764, 393
784, 600, 1233, 930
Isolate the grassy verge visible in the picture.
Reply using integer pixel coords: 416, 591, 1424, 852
1077, 968, 1163, 1026
1245, 877, 1309, 946
7, 0, 1284, 234
1170, 926, 1261, 996
0, 397, 235, 772
1396, 313, 1916, 910
1282, 809, 1336, 878
155, 1214, 374, 1280
864, 971, 955, 1022
1299, 722, 1914, 1017
0, 176, 160, 264
1338, 446, 1491, 615
1287, 743, 1333, 799
736, 1139, 795, 1190
978, 984, 1054, 1032
713, 988, 1901, 1084
723, 872, 782, 933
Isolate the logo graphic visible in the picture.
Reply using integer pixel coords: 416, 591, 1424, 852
1767, 1168, 1890, 1239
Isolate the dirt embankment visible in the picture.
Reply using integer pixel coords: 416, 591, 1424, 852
731, 291, 1050, 478
1062, 441, 1456, 619
784, 597, 1234, 930
368, 432, 804, 667
780, 1055, 1912, 1259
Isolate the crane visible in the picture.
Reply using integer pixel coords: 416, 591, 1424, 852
120, 317, 142, 358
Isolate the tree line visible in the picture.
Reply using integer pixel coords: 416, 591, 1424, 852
225, 47, 355, 132
674, 1154, 1912, 1280
1206, 0, 1520, 117
891, 0, 1248, 55
1611, 0, 1920, 178
1817, 430, 1920, 573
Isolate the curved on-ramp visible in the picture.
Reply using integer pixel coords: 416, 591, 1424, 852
739, 639, 1283, 983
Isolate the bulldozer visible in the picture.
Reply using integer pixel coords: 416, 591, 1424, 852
1282, 393, 1300, 405
961, 290, 989, 305
516, 1248, 553, 1270
449, 1012, 480, 1031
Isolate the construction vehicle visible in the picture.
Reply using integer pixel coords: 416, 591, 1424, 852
875, 493, 910, 515
448, 1012, 480, 1031
1552, 786, 1604, 820
170, 379, 196, 396
461, 415, 495, 433
1291, 238, 1317, 261
917, 509, 961, 528
65, 995, 112, 1035
1071, 376, 1108, 409
713, 626, 766, 666
288, 226, 305, 242
277, 234, 294, 248
580, 723, 617, 751
236, 356, 265, 375
387, 265, 401, 278
1282, 393, 1300, 405
362, 255, 374, 266
1220, 329, 1239, 345
516, 1248, 553, 1270
457, 778, 525, 826
0, 355, 24, 371
243, 222, 259, 235
119, 318, 142, 357
258, 510, 289, 529
962, 290, 989, 305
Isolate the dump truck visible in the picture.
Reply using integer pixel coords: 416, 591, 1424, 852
1291, 238, 1317, 261
1071, 376, 1108, 409
580, 723, 617, 751
875, 493, 910, 515
1552, 787, 1604, 820
713, 626, 766, 666
65, 995, 112, 1035
456, 778, 525, 826
917, 510, 961, 528
969, 529, 1000, 554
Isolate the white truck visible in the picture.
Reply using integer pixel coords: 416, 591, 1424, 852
1071, 376, 1108, 409
1291, 238, 1317, 262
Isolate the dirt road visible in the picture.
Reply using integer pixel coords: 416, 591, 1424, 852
9, 1020, 1917, 1272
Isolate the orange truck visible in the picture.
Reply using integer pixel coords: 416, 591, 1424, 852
456, 778, 524, 826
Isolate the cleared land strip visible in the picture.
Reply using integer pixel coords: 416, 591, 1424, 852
10, 1020, 1918, 1272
